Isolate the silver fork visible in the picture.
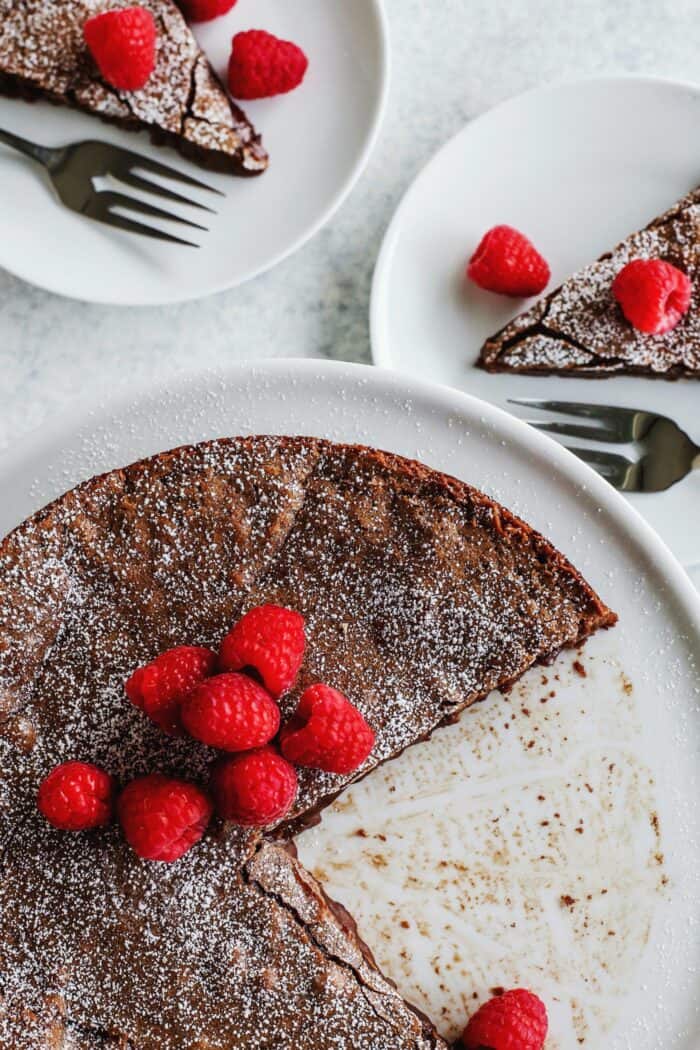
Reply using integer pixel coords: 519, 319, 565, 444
0, 128, 224, 247
509, 399, 700, 492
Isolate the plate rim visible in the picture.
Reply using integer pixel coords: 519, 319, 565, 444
2, 357, 699, 632
369, 71, 700, 367
0, 0, 391, 307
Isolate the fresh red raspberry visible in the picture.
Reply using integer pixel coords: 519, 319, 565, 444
228, 30, 309, 100
83, 6, 157, 92
467, 225, 550, 297
118, 773, 212, 862
612, 258, 692, 334
125, 645, 217, 736
37, 761, 115, 831
219, 605, 306, 698
178, 0, 237, 22
280, 684, 375, 775
181, 672, 280, 751
462, 989, 548, 1050
211, 747, 297, 826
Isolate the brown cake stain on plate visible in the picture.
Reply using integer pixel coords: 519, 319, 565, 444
298, 640, 667, 1048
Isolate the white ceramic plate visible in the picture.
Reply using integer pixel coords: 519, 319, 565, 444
371, 76, 700, 569
1, 360, 698, 1049
0, 0, 389, 305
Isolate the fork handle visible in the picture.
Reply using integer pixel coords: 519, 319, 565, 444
0, 128, 55, 167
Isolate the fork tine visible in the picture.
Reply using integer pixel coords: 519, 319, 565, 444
89, 209, 200, 247
113, 148, 225, 195
567, 446, 634, 470
566, 446, 639, 489
509, 399, 640, 422
524, 420, 624, 443
96, 190, 208, 231
112, 169, 216, 213
508, 398, 657, 442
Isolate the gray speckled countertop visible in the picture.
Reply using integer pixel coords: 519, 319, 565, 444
0, 0, 698, 453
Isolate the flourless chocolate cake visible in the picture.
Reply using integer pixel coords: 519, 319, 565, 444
0, 0, 268, 176
0, 436, 616, 1048
478, 186, 700, 378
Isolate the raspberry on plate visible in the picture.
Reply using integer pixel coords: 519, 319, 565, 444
178, 0, 237, 22
228, 30, 309, 100
467, 225, 550, 297
37, 761, 115, 831
211, 748, 298, 826
118, 773, 212, 862
462, 988, 548, 1050
219, 605, 306, 698
83, 6, 157, 92
612, 258, 692, 334
280, 684, 375, 775
181, 672, 280, 751
125, 645, 217, 736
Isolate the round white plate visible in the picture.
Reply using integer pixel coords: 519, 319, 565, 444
0, 0, 389, 305
1, 360, 698, 1049
371, 75, 700, 569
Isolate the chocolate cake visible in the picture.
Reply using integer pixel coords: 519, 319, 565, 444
479, 186, 700, 378
0, 0, 268, 176
0, 436, 616, 1048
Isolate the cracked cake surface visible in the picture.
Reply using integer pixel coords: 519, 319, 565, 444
478, 185, 700, 378
0, 436, 616, 1048
0, 0, 268, 176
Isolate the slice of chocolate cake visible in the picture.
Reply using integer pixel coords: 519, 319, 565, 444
0, 0, 268, 176
0, 436, 616, 1048
478, 186, 700, 378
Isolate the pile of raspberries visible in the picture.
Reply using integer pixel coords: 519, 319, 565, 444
37, 605, 375, 863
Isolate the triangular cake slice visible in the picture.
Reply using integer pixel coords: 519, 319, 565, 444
0, 437, 615, 1048
0, 0, 268, 176
478, 186, 700, 378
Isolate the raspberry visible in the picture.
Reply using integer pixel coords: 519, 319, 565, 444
211, 747, 297, 826
37, 761, 115, 832
227, 30, 309, 100
83, 6, 157, 92
462, 989, 548, 1050
118, 773, 212, 862
178, 0, 237, 22
181, 672, 280, 751
126, 645, 217, 736
219, 605, 305, 698
612, 258, 692, 334
280, 684, 375, 775
467, 225, 550, 297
